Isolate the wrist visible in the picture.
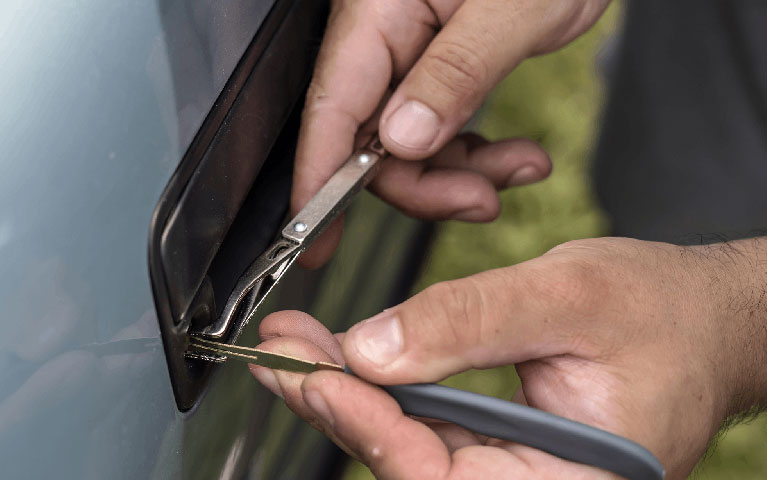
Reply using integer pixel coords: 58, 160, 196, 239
686, 238, 767, 420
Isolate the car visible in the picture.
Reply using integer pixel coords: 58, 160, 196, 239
0, 1, 431, 478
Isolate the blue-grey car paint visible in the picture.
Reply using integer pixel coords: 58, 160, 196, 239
0, 1, 276, 478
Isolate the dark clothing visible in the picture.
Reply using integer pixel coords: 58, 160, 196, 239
593, 0, 767, 242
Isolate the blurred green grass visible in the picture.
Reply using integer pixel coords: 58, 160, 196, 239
343, 2, 767, 479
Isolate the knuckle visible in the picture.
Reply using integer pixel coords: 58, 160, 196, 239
421, 39, 490, 100
532, 257, 605, 317
301, 82, 328, 123
303, 80, 332, 113
546, 237, 610, 255
546, 238, 585, 254
532, 241, 640, 357
546, 237, 644, 260
305, 79, 327, 101
418, 279, 485, 349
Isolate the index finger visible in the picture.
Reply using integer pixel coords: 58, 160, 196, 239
293, 1, 440, 209
291, 1, 443, 266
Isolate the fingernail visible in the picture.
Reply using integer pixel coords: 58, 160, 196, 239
507, 166, 541, 187
250, 366, 283, 399
349, 312, 403, 367
304, 389, 335, 427
385, 101, 440, 150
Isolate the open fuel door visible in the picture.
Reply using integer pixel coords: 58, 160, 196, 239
148, 0, 328, 411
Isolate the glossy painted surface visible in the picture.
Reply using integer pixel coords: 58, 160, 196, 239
0, 1, 273, 477
0, 2, 429, 478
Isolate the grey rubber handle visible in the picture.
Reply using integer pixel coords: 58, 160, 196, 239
343, 367, 665, 480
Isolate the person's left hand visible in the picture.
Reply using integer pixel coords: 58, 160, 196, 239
291, 0, 611, 268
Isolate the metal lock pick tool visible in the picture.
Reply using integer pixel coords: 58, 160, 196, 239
187, 136, 665, 480
189, 136, 387, 342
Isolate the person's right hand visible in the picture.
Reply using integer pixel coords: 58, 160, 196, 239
252, 237, 767, 479
293, 0, 610, 268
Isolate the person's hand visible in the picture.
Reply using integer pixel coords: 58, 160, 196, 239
251, 237, 767, 479
293, 0, 610, 268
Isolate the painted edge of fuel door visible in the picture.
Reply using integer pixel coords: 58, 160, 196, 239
148, 0, 330, 411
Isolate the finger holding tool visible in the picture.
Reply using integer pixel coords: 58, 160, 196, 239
188, 136, 387, 344
185, 135, 664, 480
188, 336, 664, 480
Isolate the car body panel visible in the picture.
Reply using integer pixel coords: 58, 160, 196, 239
0, 1, 429, 478
0, 1, 271, 476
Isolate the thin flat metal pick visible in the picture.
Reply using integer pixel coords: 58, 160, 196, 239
187, 337, 344, 373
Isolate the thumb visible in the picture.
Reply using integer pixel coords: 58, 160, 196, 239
378, 0, 608, 160
378, 0, 539, 159
342, 262, 580, 385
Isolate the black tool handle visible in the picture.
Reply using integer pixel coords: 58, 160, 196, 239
380, 382, 665, 480
338, 365, 665, 480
